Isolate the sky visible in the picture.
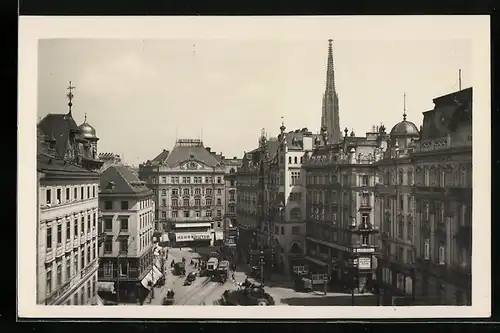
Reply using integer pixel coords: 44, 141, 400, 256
37, 38, 471, 165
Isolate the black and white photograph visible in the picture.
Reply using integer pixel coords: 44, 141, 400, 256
18, 16, 490, 319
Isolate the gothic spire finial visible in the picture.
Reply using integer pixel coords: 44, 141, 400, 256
84, 112, 87, 123
403, 92, 407, 121
67, 81, 75, 114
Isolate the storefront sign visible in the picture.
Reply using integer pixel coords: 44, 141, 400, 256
175, 233, 211, 242
357, 257, 372, 269
354, 247, 375, 253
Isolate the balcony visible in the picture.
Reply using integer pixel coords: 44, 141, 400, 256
65, 240, 72, 253
168, 216, 213, 222
73, 237, 80, 248
56, 244, 64, 258
80, 233, 86, 243
92, 228, 97, 238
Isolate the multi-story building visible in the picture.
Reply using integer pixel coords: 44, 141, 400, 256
36, 86, 103, 305
220, 156, 242, 247
97, 165, 156, 304
139, 139, 226, 247
412, 87, 472, 305
98, 152, 122, 172
303, 127, 382, 291
373, 88, 472, 305
374, 112, 420, 304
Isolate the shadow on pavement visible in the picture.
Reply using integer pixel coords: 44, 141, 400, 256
280, 294, 379, 306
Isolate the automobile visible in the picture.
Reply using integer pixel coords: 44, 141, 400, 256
220, 284, 275, 306
162, 290, 175, 305
183, 272, 197, 286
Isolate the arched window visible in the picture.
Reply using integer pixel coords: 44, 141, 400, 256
290, 242, 302, 254
291, 207, 301, 220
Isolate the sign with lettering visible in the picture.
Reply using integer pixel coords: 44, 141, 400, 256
357, 257, 372, 269
354, 247, 375, 253
175, 233, 211, 242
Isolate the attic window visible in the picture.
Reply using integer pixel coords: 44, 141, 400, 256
106, 181, 115, 190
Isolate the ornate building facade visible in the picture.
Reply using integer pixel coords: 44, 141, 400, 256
36, 82, 103, 305
139, 139, 226, 247
97, 165, 156, 304
303, 127, 382, 291
374, 87, 472, 305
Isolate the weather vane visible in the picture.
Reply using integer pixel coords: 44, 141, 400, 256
67, 81, 76, 109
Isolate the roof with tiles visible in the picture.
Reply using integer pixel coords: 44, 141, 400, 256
37, 153, 99, 179
38, 113, 80, 158
162, 139, 220, 167
100, 165, 152, 195
151, 149, 170, 163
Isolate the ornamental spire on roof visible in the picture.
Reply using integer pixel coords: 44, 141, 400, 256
66, 81, 75, 115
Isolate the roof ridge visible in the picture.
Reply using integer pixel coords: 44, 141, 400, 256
113, 165, 135, 192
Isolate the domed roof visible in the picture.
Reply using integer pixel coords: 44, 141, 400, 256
390, 113, 419, 137
78, 114, 97, 139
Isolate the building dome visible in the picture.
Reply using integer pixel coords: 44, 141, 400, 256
78, 114, 97, 139
390, 113, 419, 137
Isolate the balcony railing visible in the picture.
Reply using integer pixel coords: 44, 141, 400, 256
56, 244, 64, 257
65, 240, 72, 253
80, 234, 86, 243
45, 248, 54, 263
73, 238, 80, 248
167, 217, 213, 222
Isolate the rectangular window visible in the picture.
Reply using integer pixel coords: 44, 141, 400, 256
161, 211, 167, 219
46, 226, 53, 249
80, 217, 85, 235
87, 186, 90, 199
361, 193, 370, 207
172, 199, 178, 206
74, 188, 77, 200
46, 189, 52, 204
206, 210, 212, 217
46, 269, 52, 294
119, 239, 128, 253
120, 219, 128, 231
217, 177, 222, 184
183, 198, 189, 206
183, 210, 189, 218
217, 210, 222, 217
56, 262, 62, 287
57, 224, 62, 244
81, 187, 84, 200
66, 222, 71, 242
73, 252, 78, 273
195, 198, 201, 206
217, 198, 221, 205
104, 201, 112, 210
93, 186, 96, 198
87, 214, 91, 232
66, 256, 71, 279
424, 239, 430, 259
92, 243, 96, 261
56, 189, 61, 203
87, 245, 91, 264
161, 176, 167, 184
291, 226, 300, 235
206, 199, 212, 206
206, 189, 212, 196
121, 201, 129, 210
104, 262, 113, 276
161, 199, 166, 206
217, 188, 222, 195
172, 210, 178, 218
80, 248, 85, 270
104, 239, 112, 253
93, 213, 96, 229
66, 188, 70, 201
162, 189, 167, 196
104, 218, 112, 231
438, 245, 445, 264
361, 175, 369, 186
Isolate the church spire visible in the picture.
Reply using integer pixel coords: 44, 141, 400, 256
321, 39, 341, 144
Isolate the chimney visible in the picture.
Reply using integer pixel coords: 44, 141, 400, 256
233, 157, 237, 160
206, 147, 211, 153
302, 132, 313, 151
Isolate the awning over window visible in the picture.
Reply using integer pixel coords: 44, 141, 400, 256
140, 265, 163, 290
304, 256, 328, 267
97, 281, 116, 293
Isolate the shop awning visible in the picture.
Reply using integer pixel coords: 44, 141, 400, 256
97, 281, 116, 293
304, 256, 328, 267
140, 265, 163, 290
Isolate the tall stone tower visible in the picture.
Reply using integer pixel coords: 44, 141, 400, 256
321, 39, 341, 144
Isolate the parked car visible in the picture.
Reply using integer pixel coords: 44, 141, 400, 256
184, 272, 197, 285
